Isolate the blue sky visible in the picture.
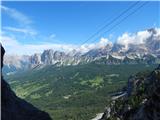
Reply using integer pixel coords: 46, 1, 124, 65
1, 1, 160, 55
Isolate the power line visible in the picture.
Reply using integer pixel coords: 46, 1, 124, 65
80, 1, 141, 45
88, 1, 149, 44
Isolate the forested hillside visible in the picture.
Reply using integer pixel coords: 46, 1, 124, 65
6, 64, 157, 120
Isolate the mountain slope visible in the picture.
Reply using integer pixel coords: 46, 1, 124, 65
1, 78, 52, 120
100, 65, 160, 120
1, 44, 52, 120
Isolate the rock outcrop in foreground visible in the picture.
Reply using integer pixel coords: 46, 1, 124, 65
100, 65, 160, 120
1, 44, 52, 120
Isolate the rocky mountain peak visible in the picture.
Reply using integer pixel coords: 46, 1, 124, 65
3, 28, 160, 74
30, 53, 41, 64
147, 28, 157, 34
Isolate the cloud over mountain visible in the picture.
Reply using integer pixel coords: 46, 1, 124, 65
117, 28, 160, 50
1, 28, 160, 55
1, 33, 112, 55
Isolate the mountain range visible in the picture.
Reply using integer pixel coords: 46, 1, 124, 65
3, 28, 160, 75
3, 28, 160, 120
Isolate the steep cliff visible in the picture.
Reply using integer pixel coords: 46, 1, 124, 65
1, 44, 52, 120
1, 78, 52, 120
100, 65, 160, 120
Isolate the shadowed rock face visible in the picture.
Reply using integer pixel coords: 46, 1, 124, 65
1, 44, 52, 120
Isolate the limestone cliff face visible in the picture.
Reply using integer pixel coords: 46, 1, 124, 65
1, 44, 52, 120
100, 65, 160, 120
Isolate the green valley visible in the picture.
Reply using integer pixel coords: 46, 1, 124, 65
5, 63, 157, 120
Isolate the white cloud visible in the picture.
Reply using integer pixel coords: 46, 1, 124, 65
99, 37, 112, 47
79, 44, 95, 53
1, 5, 113, 55
2, 28, 159, 56
1, 5, 32, 25
49, 34, 56, 39
1, 36, 19, 47
0, 36, 75, 55
0, 34, 112, 55
1, 5, 37, 37
3, 26, 37, 36
0, 34, 77, 55
117, 30, 152, 50
117, 32, 134, 49
77, 38, 112, 53
99, 37, 109, 44
136, 30, 152, 44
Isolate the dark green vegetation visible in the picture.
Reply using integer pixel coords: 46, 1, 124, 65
5, 63, 157, 120
101, 65, 160, 120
